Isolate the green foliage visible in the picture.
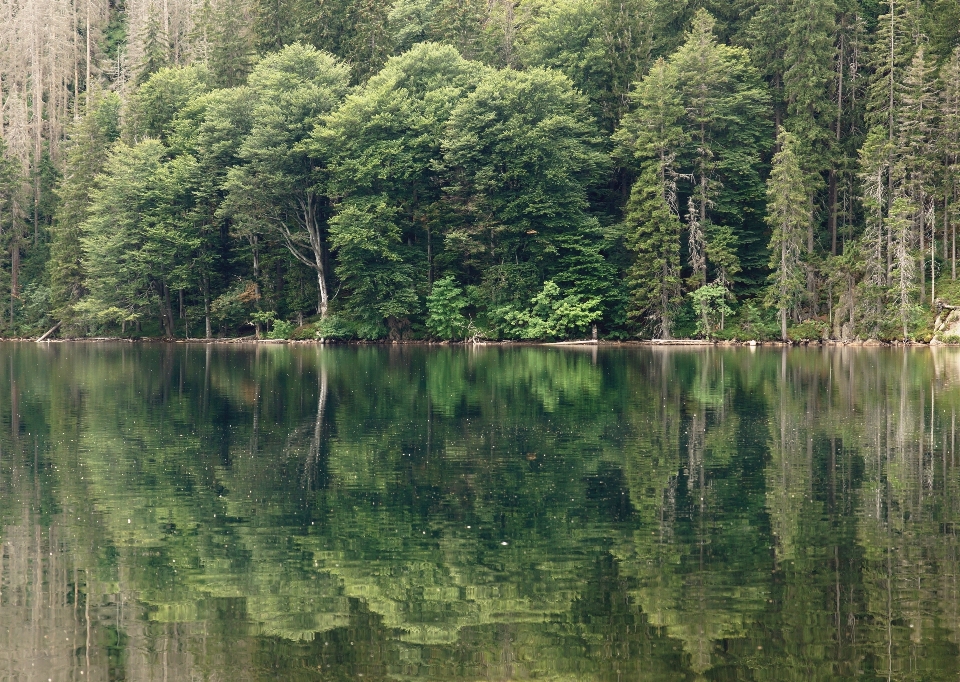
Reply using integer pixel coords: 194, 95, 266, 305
443, 67, 607, 283
13, 0, 960, 341
267, 318, 296, 339
787, 319, 827, 341
128, 65, 213, 143
622, 161, 682, 338
689, 283, 734, 339
765, 129, 810, 339
211, 281, 258, 333
49, 95, 123, 329
502, 280, 600, 340
734, 301, 779, 341
426, 276, 469, 340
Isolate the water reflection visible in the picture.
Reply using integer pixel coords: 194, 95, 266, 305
1, 344, 959, 679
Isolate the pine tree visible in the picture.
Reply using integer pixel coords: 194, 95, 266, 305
764, 129, 808, 340
201, 0, 257, 87
940, 48, 960, 281
623, 161, 682, 338
895, 46, 936, 303
783, 0, 837, 182
137, 7, 170, 84
888, 195, 917, 340
48, 93, 121, 330
782, 0, 837, 311
857, 127, 892, 335
669, 9, 769, 292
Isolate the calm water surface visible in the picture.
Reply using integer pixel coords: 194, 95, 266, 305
0, 343, 958, 680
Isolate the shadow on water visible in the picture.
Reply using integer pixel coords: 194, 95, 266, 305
1, 343, 960, 679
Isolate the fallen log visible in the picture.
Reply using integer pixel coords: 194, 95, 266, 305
36, 320, 61, 342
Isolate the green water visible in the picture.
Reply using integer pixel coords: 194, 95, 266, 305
1, 343, 959, 680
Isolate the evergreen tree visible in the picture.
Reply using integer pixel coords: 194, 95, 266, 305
623, 162, 682, 337
857, 127, 893, 335
888, 195, 917, 340
616, 57, 686, 337
782, 0, 837, 311
199, 0, 257, 87
665, 9, 769, 293
764, 129, 808, 340
137, 7, 171, 84
48, 94, 122, 330
940, 48, 960, 281
895, 46, 936, 302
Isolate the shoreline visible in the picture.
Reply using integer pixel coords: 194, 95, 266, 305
9, 336, 945, 347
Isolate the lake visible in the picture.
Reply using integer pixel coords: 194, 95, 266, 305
0, 342, 958, 680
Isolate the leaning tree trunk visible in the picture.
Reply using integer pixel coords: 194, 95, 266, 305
302, 195, 329, 318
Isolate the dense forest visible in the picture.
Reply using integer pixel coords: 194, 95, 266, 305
1, 0, 959, 341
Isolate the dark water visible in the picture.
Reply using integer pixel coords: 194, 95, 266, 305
1, 343, 959, 680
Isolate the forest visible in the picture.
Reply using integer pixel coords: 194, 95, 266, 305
1, 0, 959, 341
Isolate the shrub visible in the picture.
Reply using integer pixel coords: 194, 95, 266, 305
426, 276, 469, 340
689, 284, 733, 339
267, 319, 295, 340
788, 319, 827, 342
502, 280, 601, 340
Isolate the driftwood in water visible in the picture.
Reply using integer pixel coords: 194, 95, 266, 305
36, 320, 61, 342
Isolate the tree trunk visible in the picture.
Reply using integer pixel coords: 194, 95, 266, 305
919, 204, 926, 302
828, 169, 838, 255
10, 235, 19, 329
162, 282, 175, 338
301, 194, 329, 317
203, 275, 212, 339
250, 234, 263, 337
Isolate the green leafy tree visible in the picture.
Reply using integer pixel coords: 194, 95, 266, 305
688, 282, 733, 339
425, 275, 469, 339
127, 65, 213, 144
222, 44, 350, 319
316, 43, 485, 332
503, 280, 600, 340
80, 141, 201, 337
442, 67, 608, 305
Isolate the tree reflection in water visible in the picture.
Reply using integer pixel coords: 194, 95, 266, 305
0, 344, 959, 680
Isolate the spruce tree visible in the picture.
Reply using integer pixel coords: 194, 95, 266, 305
782, 0, 837, 311
623, 161, 682, 338
48, 94, 122, 331
940, 48, 960, 281
895, 46, 936, 303
857, 127, 893, 334
888, 195, 917, 340
764, 129, 808, 340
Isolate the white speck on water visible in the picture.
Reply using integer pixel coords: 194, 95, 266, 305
501, 541, 508, 546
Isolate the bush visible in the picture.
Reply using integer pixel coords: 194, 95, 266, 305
732, 302, 779, 341
211, 281, 258, 333
502, 280, 601, 340
688, 284, 733, 339
426, 276, 469, 340
267, 319, 295, 340
788, 319, 827, 342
